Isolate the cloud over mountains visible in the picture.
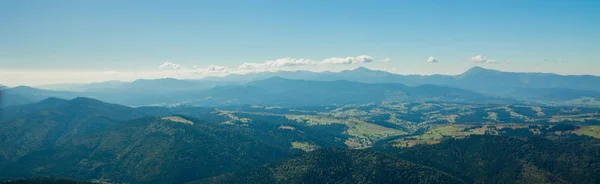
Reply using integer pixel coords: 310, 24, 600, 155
158, 62, 182, 70
239, 55, 375, 71
321, 55, 374, 65
157, 55, 377, 76
238, 58, 317, 71
470, 55, 496, 63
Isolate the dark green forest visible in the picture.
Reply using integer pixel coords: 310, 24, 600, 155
198, 135, 600, 184
1, 97, 600, 183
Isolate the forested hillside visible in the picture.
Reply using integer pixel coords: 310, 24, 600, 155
1, 97, 600, 183
199, 135, 600, 184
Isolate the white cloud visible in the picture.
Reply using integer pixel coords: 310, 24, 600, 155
187, 65, 230, 75
264, 58, 316, 68
206, 65, 227, 72
159, 62, 231, 78
237, 62, 265, 71
236, 58, 316, 71
426, 56, 438, 63
470, 55, 496, 63
158, 62, 182, 70
322, 55, 374, 65
382, 58, 392, 62
236, 55, 375, 72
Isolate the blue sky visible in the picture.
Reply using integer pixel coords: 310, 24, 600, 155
1, 0, 599, 86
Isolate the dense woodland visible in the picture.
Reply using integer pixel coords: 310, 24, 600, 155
0, 96, 599, 183
2, 67, 600, 183
197, 135, 600, 184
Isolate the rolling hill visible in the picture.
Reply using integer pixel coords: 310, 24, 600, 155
0, 98, 343, 183
196, 148, 464, 184
198, 135, 600, 184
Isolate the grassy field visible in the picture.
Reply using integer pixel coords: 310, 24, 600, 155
162, 116, 194, 125
391, 124, 487, 147
575, 126, 600, 138
390, 124, 600, 147
291, 142, 319, 152
217, 101, 600, 148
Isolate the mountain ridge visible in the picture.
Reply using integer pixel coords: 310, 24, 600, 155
4, 66, 600, 107
191, 77, 515, 107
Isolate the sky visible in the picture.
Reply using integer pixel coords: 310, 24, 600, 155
1, 0, 599, 86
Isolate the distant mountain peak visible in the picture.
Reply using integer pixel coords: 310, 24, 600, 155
247, 76, 293, 86
466, 66, 489, 72
459, 66, 501, 77
12, 85, 38, 90
341, 67, 394, 78
352, 66, 373, 72
38, 97, 69, 104
340, 67, 385, 74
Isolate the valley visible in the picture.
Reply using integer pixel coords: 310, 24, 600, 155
3, 1, 599, 183
2, 67, 600, 183
1, 96, 599, 183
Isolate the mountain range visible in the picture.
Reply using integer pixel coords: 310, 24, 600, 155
2, 66, 600, 107
204, 66, 600, 92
